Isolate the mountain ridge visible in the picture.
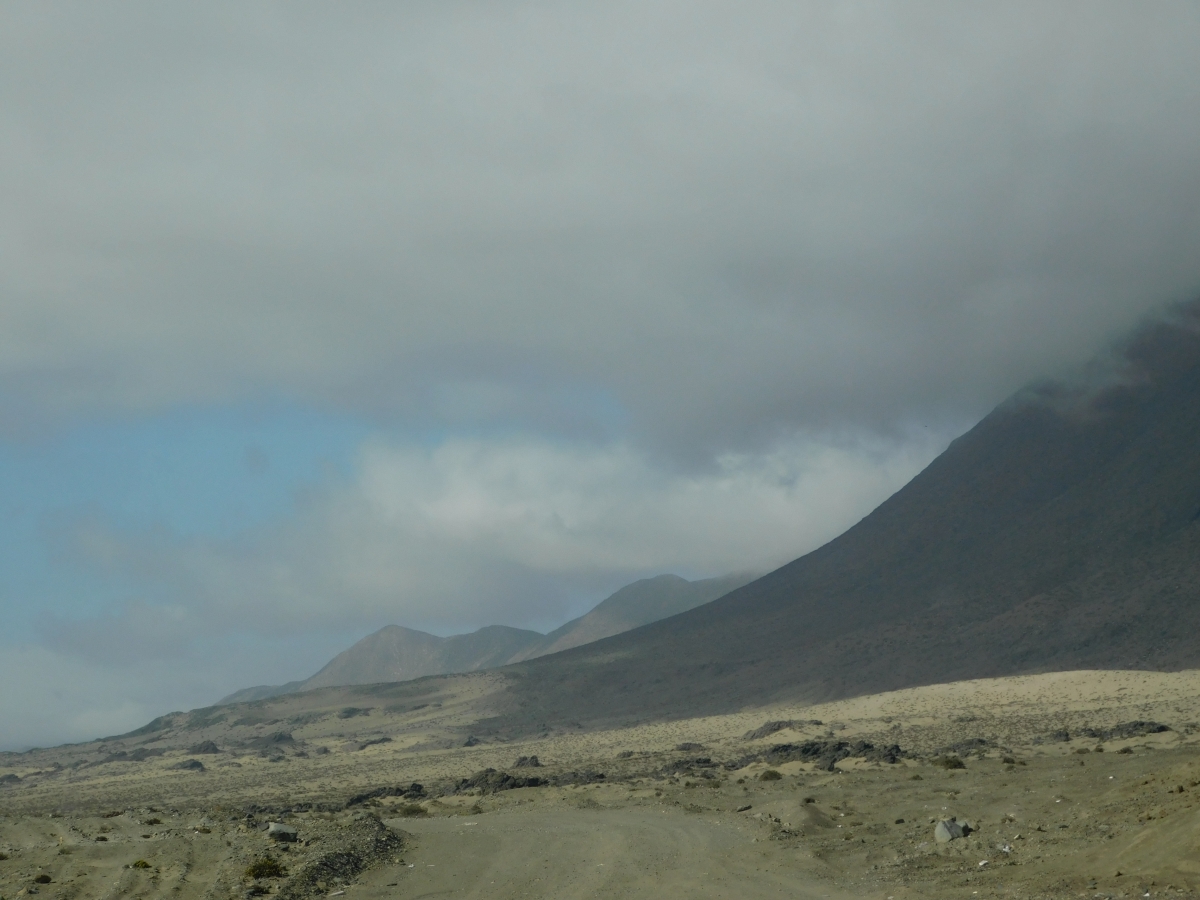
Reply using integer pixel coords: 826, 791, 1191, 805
218, 572, 754, 704
483, 302, 1200, 730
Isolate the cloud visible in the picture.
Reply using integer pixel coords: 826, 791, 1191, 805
7, 3, 1200, 746
55, 428, 952, 640
1, 3, 1199, 451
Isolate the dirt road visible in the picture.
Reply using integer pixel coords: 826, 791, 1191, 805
364, 804, 853, 900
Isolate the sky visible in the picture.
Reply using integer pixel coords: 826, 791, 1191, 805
3, 2, 1200, 750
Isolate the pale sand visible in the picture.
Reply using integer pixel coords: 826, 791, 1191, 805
3, 668, 1200, 898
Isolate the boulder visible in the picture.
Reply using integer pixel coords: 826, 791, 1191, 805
934, 819, 967, 843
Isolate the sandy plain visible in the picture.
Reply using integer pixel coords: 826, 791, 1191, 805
4, 669, 1200, 899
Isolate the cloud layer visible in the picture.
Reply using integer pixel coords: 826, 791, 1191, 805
4, 3, 1200, 746
3, 3, 1199, 450
58, 429, 949, 642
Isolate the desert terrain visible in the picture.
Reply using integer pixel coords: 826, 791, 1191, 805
4, 669, 1200, 899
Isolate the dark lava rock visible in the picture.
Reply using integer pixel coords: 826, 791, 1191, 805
0, 773, 19, 785
277, 814, 404, 900
355, 737, 391, 751
742, 720, 823, 740
99, 747, 166, 764
1089, 721, 1171, 740
551, 770, 606, 787
463, 736, 481, 747
675, 742, 706, 752
513, 755, 541, 767
455, 768, 545, 793
170, 759, 206, 771
188, 741, 222, 754
344, 783, 425, 808
739, 739, 906, 772
1041, 721, 1170, 744
248, 732, 295, 749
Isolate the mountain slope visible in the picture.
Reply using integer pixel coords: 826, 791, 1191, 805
495, 304, 1200, 729
217, 572, 752, 703
304, 624, 544, 690
512, 572, 754, 660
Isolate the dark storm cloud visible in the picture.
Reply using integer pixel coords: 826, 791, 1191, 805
2, 2, 1198, 453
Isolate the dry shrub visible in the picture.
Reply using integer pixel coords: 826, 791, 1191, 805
245, 857, 287, 879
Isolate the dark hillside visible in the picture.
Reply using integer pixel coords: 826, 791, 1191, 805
498, 304, 1200, 728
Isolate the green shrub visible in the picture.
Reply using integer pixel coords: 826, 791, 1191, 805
131, 860, 152, 869
759, 769, 782, 781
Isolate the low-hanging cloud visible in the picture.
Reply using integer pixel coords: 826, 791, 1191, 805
56, 429, 951, 647
7, 3, 1200, 746
2, 3, 1199, 452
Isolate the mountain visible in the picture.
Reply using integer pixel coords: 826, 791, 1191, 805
304, 624, 543, 690
511, 573, 754, 661
217, 572, 754, 704
491, 303, 1200, 729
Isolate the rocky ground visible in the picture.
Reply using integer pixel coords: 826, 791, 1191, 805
4, 669, 1200, 899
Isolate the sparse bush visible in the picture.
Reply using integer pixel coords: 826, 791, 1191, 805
1118, 747, 1133, 754
95, 836, 108, 842
58, 846, 72, 855
144, 818, 162, 825
932, 756, 966, 770
0, 851, 8, 860
759, 769, 782, 781
1001, 756, 1016, 765
245, 857, 287, 879
131, 860, 151, 869
394, 803, 427, 818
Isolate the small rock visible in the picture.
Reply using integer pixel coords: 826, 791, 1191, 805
266, 823, 298, 842
736, 805, 752, 812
